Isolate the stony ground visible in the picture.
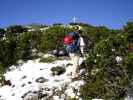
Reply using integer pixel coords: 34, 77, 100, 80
0, 54, 85, 100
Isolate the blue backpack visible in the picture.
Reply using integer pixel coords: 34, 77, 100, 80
65, 32, 80, 53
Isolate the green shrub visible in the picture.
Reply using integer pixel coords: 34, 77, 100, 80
39, 26, 72, 52
15, 32, 32, 60
6, 25, 27, 33
123, 21, 133, 43
40, 56, 58, 63
0, 34, 18, 67
124, 52, 133, 79
95, 33, 128, 57
80, 33, 129, 99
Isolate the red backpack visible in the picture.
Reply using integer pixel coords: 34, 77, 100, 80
63, 35, 73, 45
64, 32, 80, 53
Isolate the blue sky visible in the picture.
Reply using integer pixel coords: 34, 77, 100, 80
0, 0, 133, 29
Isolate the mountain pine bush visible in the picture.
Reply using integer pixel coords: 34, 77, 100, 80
80, 32, 132, 99
39, 26, 72, 52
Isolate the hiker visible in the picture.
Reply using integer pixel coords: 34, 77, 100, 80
64, 29, 81, 79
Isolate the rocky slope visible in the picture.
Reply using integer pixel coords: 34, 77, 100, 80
0, 54, 85, 100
